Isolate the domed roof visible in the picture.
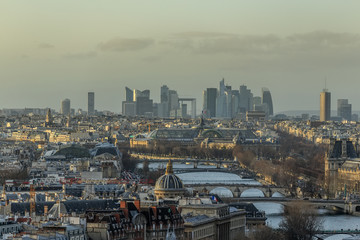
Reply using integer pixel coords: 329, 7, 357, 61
155, 160, 184, 190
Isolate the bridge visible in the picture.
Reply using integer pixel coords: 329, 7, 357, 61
136, 157, 240, 169
188, 184, 289, 198
315, 231, 360, 240
224, 196, 360, 215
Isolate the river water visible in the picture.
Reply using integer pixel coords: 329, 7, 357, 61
254, 202, 360, 231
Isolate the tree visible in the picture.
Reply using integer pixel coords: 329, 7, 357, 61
143, 159, 149, 176
248, 226, 283, 240
279, 201, 322, 240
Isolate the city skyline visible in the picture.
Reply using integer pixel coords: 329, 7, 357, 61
1, 1, 360, 113
1, 84, 360, 116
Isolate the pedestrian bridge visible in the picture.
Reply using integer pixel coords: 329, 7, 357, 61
189, 184, 289, 198
137, 157, 239, 169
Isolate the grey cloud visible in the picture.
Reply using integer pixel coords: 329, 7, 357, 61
195, 35, 280, 54
38, 43, 55, 49
166, 31, 360, 55
287, 31, 360, 46
173, 31, 238, 38
64, 51, 97, 59
98, 38, 154, 52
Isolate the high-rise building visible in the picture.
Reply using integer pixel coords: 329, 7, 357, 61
216, 79, 233, 118
231, 90, 240, 118
88, 92, 95, 115
161, 85, 169, 104
168, 90, 179, 112
320, 89, 331, 121
133, 89, 150, 102
239, 85, 253, 113
262, 88, 273, 116
203, 88, 217, 118
160, 85, 170, 117
125, 87, 133, 102
136, 97, 153, 116
338, 99, 352, 121
132, 89, 153, 116
61, 98, 71, 115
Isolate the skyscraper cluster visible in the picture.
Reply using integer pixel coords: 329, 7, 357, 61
122, 88, 153, 117
122, 86, 196, 118
202, 79, 273, 119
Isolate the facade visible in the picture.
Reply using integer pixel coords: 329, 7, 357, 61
86, 200, 184, 240
239, 85, 253, 114
320, 89, 331, 121
337, 99, 352, 121
262, 88, 273, 116
0, 221, 22, 238
181, 204, 246, 240
61, 98, 71, 115
125, 87, 134, 102
325, 139, 360, 197
204, 88, 217, 118
122, 102, 136, 116
88, 92, 95, 115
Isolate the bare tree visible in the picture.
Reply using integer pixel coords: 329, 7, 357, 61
248, 226, 283, 240
279, 201, 322, 240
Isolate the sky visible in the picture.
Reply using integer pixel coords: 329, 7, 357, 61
1, 1, 360, 114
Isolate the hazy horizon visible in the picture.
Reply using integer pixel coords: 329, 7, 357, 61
1, 1, 360, 114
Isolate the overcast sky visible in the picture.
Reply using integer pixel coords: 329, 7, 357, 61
1, 1, 360, 114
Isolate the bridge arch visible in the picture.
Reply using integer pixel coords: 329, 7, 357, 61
209, 187, 234, 198
356, 206, 360, 212
240, 188, 265, 198
271, 191, 285, 198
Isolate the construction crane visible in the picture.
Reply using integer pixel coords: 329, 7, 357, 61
29, 184, 35, 217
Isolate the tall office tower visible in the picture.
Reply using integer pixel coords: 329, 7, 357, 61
125, 87, 134, 102
231, 90, 240, 117
161, 85, 169, 103
202, 90, 207, 113
136, 97, 153, 116
239, 85, 253, 113
338, 99, 352, 121
262, 88, 274, 116
61, 98, 71, 115
253, 96, 262, 106
216, 79, 230, 118
132, 89, 153, 116
168, 90, 179, 113
204, 88, 217, 118
320, 89, 331, 121
88, 92, 95, 115
133, 89, 150, 101
160, 85, 170, 117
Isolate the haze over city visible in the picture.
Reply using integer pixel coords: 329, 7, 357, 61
1, 1, 360, 113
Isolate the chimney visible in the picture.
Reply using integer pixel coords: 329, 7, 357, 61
44, 205, 48, 216
120, 200, 126, 209
134, 200, 141, 211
